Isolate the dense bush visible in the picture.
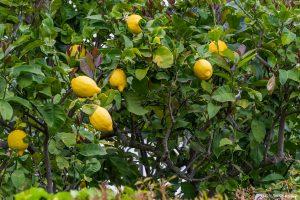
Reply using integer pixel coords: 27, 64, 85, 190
0, 0, 299, 199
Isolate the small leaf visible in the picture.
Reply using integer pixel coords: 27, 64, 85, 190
123, 35, 133, 49
266, 74, 276, 95
78, 144, 107, 156
212, 85, 235, 102
201, 80, 212, 93
135, 67, 149, 80
0, 100, 13, 120
38, 104, 66, 131
153, 46, 174, 68
11, 64, 44, 77
5, 96, 32, 109
57, 132, 76, 147
81, 104, 98, 115
219, 138, 233, 147
207, 103, 221, 119
262, 173, 284, 182
281, 28, 296, 45
124, 92, 148, 115
86, 15, 103, 20
11, 170, 25, 188
251, 120, 266, 143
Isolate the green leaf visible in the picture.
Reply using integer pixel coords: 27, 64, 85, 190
5, 96, 32, 109
251, 120, 266, 143
99, 89, 115, 107
279, 69, 300, 85
56, 156, 69, 170
38, 104, 66, 131
15, 188, 50, 200
135, 67, 149, 80
207, 103, 221, 119
250, 144, 263, 166
86, 15, 103, 20
212, 85, 235, 102
11, 64, 44, 77
78, 144, 107, 156
201, 80, 212, 93
20, 40, 43, 58
281, 28, 296, 45
50, 0, 61, 17
123, 35, 133, 49
0, 100, 13, 120
57, 132, 76, 148
0, 76, 6, 98
219, 138, 233, 147
153, 46, 174, 68
82, 104, 98, 115
85, 158, 101, 175
124, 92, 148, 115
262, 173, 284, 182
238, 52, 256, 68
11, 170, 25, 188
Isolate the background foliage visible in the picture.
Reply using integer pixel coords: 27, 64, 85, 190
0, 0, 299, 199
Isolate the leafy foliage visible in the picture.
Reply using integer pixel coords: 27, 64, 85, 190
0, 0, 299, 198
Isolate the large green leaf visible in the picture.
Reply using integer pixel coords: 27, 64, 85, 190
5, 96, 32, 109
38, 104, 66, 130
212, 85, 235, 102
153, 46, 174, 68
0, 100, 13, 120
207, 102, 221, 119
124, 92, 148, 115
262, 173, 284, 182
57, 132, 76, 148
11, 64, 44, 77
251, 120, 266, 143
281, 28, 296, 45
78, 144, 107, 156
85, 158, 101, 175
11, 170, 25, 188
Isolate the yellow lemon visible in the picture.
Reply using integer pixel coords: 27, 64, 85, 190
7, 130, 29, 156
127, 14, 143, 34
71, 76, 101, 97
66, 45, 86, 62
208, 40, 228, 56
193, 59, 213, 80
109, 69, 127, 92
89, 106, 113, 132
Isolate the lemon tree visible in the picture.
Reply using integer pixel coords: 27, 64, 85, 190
0, 0, 299, 199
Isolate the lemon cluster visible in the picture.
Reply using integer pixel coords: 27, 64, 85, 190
69, 67, 127, 132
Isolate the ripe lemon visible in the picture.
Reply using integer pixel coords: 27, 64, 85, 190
71, 76, 101, 97
89, 106, 113, 132
7, 130, 29, 156
66, 45, 86, 62
127, 14, 143, 34
109, 69, 127, 92
193, 59, 213, 80
208, 40, 228, 56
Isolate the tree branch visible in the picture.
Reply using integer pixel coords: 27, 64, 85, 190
276, 110, 286, 159
43, 127, 53, 193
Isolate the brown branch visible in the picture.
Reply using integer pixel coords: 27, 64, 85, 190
162, 92, 174, 159
286, 109, 300, 116
59, 88, 72, 104
276, 110, 286, 160
43, 127, 53, 193
256, 54, 273, 70
113, 122, 157, 153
